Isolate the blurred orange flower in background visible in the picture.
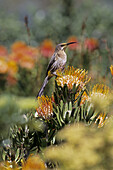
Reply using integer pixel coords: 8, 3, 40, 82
84, 38, 99, 52
110, 65, 113, 76
19, 56, 35, 69
0, 46, 8, 58
0, 58, 8, 74
40, 39, 55, 58
24, 46, 39, 60
7, 60, 18, 76
67, 36, 78, 50
0, 46, 8, 74
10, 41, 39, 69
9, 52, 21, 63
11, 41, 27, 53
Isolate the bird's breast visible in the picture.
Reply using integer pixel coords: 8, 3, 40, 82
56, 51, 67, 64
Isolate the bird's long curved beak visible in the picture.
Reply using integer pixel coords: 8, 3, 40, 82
60, 41, 77, 49
66, 41, 77, 46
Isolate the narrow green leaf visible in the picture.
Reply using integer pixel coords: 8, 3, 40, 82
48, 129, 56, 142
65, 112, 70, 123
63, 103, 68, 119
53, 92, 59, 105
69, 101, 72, 111
86, 105, 94, 122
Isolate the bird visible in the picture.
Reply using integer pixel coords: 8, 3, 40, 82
36, 41, 77, 98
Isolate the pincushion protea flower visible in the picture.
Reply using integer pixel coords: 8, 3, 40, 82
0, 45, 8, 57
88, 84, 110, 127
36, 95, 53, 119
110, 65, 113, 76
90, 84, 109, 97
84, 38, 99, 52
40, 39, 55, 58
95, 113, 108, 128
22, 154, 46, 170
80, 91, 89, 105
10, 41, 39, 70
88, 84, 110, 110
80, 84, 110, 106
56, 66, 90, 90
0, 160, 20, 170
7, 60, 18, 76
67, 36, 78, 50
0, 58, 8, 74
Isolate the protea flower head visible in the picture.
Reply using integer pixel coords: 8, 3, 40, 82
40, 39, 55, 58
56, 66, 90, 90
110, 65, 113, 76
89, 84, 110, 113
95, 113, 108, 128
84, 38, 99, 52
36, 95, 53, 119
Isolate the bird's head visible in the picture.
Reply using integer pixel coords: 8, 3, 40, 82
55, 42, 77, 51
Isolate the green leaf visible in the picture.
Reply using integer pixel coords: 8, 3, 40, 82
53, 92, 59, 105
86, 105, 95, 122
63, 103, 68, 120
65, 111, 70, 124
63, 84, 68, 102
60, 100, 64, 113
69, 101, 72, 111
48, 129, 56, 142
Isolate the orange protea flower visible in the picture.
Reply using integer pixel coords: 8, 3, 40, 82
0, 46, 8, 57
22, 155, 46, 170
40, 39, 55, 58
95, 113, 108, 128
67, 36, 78, 50
9, 52, 26, 64
80, 91, 89, 105
82, 84, 109, 127
0, 160, 20, 170
23, 46, 39, 61
56, 66, 90, 90
36, 96, 53, 119
7, 60, 18, 76
19, 55, 35, 69
89, 84, 110, 104
88, 84, 110, 115
84, 38, 99, 52
10, 41, 39, 67
110, 65, 113, 76
90, 84, 109, 97
8, 52, 20, 63
11, 41, 27, 53
0, 58, 8, 74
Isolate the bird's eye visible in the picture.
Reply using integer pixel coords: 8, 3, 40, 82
60, 44, 64, 47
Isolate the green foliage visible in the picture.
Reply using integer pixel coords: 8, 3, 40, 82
0, 14, 24, 46
1, 78, 108, 167
52, 81, 98, 129
0, 95, 36, 141
0, 0, 113, 168
0, 0, 113, 96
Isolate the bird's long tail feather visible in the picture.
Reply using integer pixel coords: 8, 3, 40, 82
36, 76, 49, 98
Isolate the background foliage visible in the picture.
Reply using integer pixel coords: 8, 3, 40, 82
0, 0, 113, 169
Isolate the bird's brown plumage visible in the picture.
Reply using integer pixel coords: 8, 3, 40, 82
36, 42, 77, 97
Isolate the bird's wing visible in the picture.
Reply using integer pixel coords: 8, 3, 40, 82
46, 52, 57, 76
